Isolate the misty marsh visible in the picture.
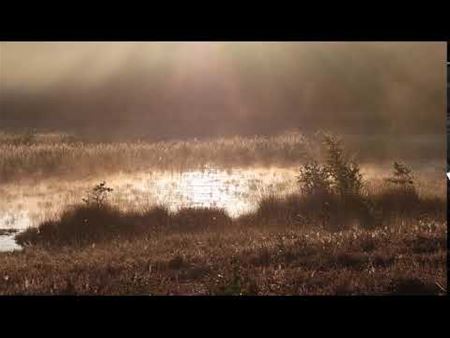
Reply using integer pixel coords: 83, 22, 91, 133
0, 42, 446, 295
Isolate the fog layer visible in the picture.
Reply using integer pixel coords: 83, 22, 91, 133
0, 42, 445, 139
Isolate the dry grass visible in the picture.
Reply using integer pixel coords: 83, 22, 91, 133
0, 131, 308, 182
250, 191, 445, 229
0, 220, 446, 295
0, 131, 443, 183
15, 205, 232, 248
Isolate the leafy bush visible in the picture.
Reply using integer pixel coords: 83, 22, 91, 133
297, 160, 331, 197
298, 134, 363, 198
296, 133, 371, 229
322, 133, 363, 198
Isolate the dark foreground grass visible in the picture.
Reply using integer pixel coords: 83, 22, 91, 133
244, 189, 446, 229
15, 184, 446, 249
0, 220, 446, 295
15, 205, 233, 248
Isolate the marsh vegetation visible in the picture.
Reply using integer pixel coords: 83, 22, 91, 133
0, 131, 445, 295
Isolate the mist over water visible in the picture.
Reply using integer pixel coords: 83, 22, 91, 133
1, 42, 446, 140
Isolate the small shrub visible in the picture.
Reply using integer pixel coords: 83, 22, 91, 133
322, 133, 363, 198
385, 161, 414, 187
296, 133, 371, 229
82, 181, 113, 208
373, 162, 419, 218
297, 160, 331, 196
298, 134, 364, 199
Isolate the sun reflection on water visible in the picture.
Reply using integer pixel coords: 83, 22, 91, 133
153, 168, 258, 216
0, 167, 298, 236
1, 162, 443, 243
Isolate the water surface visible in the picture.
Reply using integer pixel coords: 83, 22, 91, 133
0, 162, 444, 252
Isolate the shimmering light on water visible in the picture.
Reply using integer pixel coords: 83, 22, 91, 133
150, 168, 296, 216
0, 233, 21, 251
0, 167, 297, 230
0, 162, 444, 252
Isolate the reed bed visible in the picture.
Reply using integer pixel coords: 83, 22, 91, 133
0, 131, 443, 183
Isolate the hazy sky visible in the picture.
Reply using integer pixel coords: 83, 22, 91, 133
0, 42, 446, 139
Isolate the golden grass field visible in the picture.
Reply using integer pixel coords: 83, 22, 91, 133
0, 131, 444, 183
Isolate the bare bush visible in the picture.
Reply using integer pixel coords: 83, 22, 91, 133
82, 181, 113, 208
